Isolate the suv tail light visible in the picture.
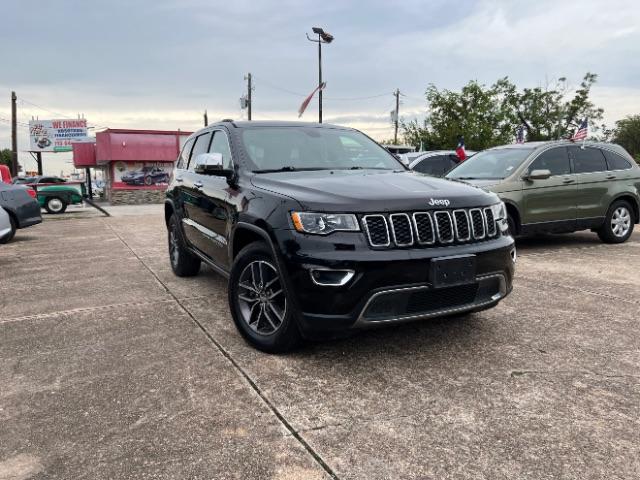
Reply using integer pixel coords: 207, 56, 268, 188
26, 188, 37, 198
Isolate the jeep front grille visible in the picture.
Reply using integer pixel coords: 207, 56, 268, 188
362, 208, 499, 248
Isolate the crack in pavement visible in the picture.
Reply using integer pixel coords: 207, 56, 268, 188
517, 277, 640, 305
104, 221, 340, 480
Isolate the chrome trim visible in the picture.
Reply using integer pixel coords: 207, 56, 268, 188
484, 207, 497, 237
452, 209, 471, 241
412, 212, 436, 245
469, 208, 486, 239
433, 211, 454, 243
353, 273, 507, 327
309, 268, 356, 287
389, 213, 414, 247
362, 214, 390, 247
183, 218, 228, 246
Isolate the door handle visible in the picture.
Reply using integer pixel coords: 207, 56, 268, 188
175, 176, 183, 182
562, 178, 575, 184
606, 174, 616, 180
194, 181, 203, 189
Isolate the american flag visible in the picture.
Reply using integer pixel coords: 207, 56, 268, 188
572, 118, 588, 141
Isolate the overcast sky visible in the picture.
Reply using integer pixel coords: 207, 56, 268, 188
1, 0, 639, 175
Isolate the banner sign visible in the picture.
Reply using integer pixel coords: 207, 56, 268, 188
29, 119, 89, 152
111, 161, 173, 190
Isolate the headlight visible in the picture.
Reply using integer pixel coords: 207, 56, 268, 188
491, 201, 507, 220
291, 212, 360, 235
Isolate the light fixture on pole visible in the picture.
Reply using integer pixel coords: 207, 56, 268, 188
306, 27, 334, 123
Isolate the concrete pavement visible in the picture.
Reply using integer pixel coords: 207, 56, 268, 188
1, 212, 639, 479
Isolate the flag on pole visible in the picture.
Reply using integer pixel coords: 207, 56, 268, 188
455, 136, 466, 161
516, 125, 525, 144
298, 82, 326, 118
572, 118, 588, 141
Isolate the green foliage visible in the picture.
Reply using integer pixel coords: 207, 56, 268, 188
402, 73, 605, 150
612, 115, 640, 163
0, 149, 12, 168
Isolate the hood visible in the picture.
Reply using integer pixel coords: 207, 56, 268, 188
251, 169, 498, 212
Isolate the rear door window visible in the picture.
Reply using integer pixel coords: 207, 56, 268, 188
602, 149, 633, 170
413, 156, 440, 175
570, 147, 607, 173
188, 132, 213, 171
528, 147, 571, 176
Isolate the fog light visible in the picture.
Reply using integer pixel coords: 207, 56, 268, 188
310, 268, 355, 287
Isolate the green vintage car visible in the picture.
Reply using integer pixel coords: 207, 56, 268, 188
18, 176, 86, 214
446, 141, 640, 243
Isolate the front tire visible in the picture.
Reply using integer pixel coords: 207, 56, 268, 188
45, 197, 67, 214
168, 214, 201, 276
598, 200, 634, 244
228, 242, 300, 353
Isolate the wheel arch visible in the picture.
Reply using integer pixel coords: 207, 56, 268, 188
503, 201, 522, 234
230, 222, 278, 261
610, 194, 640, 224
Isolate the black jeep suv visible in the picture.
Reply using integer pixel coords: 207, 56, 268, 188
165, 121, 516, 352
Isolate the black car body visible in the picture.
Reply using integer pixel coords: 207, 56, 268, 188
121, 166, 170, 186
165, 121, 515, 352
0, 182, 42, 243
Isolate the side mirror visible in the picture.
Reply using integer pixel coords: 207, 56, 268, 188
194, 153, 231, 177
526, 169, 551, 181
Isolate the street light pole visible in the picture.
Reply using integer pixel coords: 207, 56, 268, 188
306, 27, 334, 124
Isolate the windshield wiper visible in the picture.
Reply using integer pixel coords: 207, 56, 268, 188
253, 166, 333, 173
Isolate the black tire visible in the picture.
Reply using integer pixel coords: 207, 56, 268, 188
597, 200, 635, 244
144, 176, 153, 186
507, 213, 517, 237
228, 241, 301, 353
44, 197, 67, 214
168, 214, 201, 276
0, 215, 16, 244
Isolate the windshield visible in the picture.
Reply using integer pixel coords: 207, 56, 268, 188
446, 148, 534, 180
240, 127, 403, 172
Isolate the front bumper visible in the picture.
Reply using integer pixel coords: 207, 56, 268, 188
274, 229, 515, 337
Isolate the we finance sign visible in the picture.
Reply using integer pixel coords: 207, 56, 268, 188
29, 119, 89, 152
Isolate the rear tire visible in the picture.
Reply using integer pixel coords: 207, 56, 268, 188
168, 214, 201, 276
0, 215, 16, 244
597, 200, 635, 244
45, 197, 67, 214
228, 242, 301, 353
507, 213, 517, 237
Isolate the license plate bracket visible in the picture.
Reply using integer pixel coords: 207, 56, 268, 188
430, 255, 477, 288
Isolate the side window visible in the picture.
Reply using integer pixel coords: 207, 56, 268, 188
177, 137, 195, 170
414, 157, 438, 175
188, 132, 213, 171
209, 131, 233, 169
602, 149, 633, 171
570, 147, 607, 174
528, 147, 571, 176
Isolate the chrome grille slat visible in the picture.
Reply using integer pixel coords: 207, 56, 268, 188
412, 212, 435, 245
469, 208, 486, 240
433, 211, 454, 243
452, 209, 471, 241
484, 207, 497, 237
389, 213, 414, 246
362, 214, 390, 247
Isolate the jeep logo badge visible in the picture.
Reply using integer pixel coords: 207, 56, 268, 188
428, 198, 451, 207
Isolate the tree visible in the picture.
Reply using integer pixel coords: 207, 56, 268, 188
0, 149, 12, 168
402, 73, 604, 149
613, 115, 640, 163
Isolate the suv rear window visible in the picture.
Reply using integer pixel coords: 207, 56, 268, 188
570, 147, 607, 173
602, 150, 633, 170
528, 147, 570, 176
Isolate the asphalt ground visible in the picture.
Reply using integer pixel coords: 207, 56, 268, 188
1, 207, 639, 479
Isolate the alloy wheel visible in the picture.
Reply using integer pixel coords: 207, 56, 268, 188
237, 260, 286, 336
48, 198, 63, 212
611, 206, 631, 238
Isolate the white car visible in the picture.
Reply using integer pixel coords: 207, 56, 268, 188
0, 206, 12, 243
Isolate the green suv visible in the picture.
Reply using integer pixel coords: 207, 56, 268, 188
446, 141, 640, 243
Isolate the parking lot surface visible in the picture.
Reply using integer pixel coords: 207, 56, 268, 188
1, 208, 639, 479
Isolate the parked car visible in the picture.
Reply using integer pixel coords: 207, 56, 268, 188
406, 150, 476, 177
0, 182, 42, 243
18, 176, 85, 214
165, 121, 516, 352
121, 166, 170, 186
0, 206, 11, 242
446, 141, 640, 243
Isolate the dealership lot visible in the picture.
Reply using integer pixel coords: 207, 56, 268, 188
1, 210, 639, 479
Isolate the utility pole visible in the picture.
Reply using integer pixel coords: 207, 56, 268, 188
247, 73, 252, 121
393, 88, 400, 145
11, 91, 18, 177
204, 110, 208, 127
